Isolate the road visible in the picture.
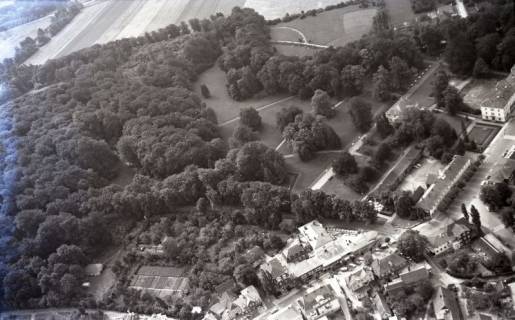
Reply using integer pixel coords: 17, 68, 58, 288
444, 121, 515, 246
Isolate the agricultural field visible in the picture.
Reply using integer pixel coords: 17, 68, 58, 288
384, 0, 415, 27
0, 13, 52, 60
244, 0, 352, 20
26, 0, 241, 65
272, 5, 377, 46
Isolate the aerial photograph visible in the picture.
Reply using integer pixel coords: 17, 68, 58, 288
0, 0, 514, 319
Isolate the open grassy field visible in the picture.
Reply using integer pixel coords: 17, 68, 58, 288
272, 5, 376, 46
384, 0, 415, 27
274, 43, 323, 57
244, 0, 353, 20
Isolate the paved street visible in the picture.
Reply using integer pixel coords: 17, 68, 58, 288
445, 121, 515, 247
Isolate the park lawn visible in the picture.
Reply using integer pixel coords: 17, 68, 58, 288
384, 0, 416, 27
321, 175, 362, 201
274, 44, 323, 57
194, 66, 289, 124
285, 152, 341, 191
462, 77, 504, 110
272, 5, 376, 46
270, 27, 301, 42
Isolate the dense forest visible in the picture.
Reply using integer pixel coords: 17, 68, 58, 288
0, 0, 513, 317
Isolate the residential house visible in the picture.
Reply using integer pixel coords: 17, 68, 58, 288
282, 239, 310, 263
427, 219, 473, 256
373, 292, 393, 319
221, 286, 264, 320
399, 266, 431, 285
297, 285, 341, 320
480, 66, 515, 122
371, 253, 408, 279
298, 220, 334, 250
347, 267, 374, 299
384, 278, 406, 295
480, 233, 515, 265
206, 292, 237, 320
433, 286, 463, 320
260, 255, 293, 293
418, 155, 472, 216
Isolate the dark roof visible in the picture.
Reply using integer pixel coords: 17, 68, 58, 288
215, 279, 237, 295
412, 186, 426, 203
372, 146, 422, 197
284, 242, 305, 260
372, 253, 407, 277
266, 258, 287, 278
433, 286, 463, 320
300, 285, 334, 312
136, 265, 185, 277
400, 267, 429, 284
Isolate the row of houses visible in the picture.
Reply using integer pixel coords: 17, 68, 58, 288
260, 220, 379, 293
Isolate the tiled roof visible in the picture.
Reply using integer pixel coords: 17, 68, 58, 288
418, 155, 470, 213
399, 267, 430, 284
371, 253, 407, 277
433, 286, 462, 320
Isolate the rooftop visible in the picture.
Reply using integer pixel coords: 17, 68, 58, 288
372, 146, 423, 197
371, 253, 407, 277
299, 220, 334, 250
433, 286, 463, 320
347, 267, 374, 291
480, 66, 515, 110
490, 158, 515, 183
399, 266, 430, 284
418, 155, 471, 213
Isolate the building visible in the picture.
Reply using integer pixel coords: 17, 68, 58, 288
371, 253, 408, 279
433, 286, 463, 320
129, 266, 190, 298
260, 255, 293, 293
373, 292, 393, 319
297, 285, 341, 320
479, 233, 515, 265
347, 267, 375, 298
427, 219, 473, 255
490, 158, 515, 184
384, 278, 405, 295
282, 239, 311, 263
399, 265, 431, 285
480, 66, 515, 122
385, 97, 418, 124
221, 285, 264, 320
418, 155, 472, 216
371, 146, 423, 198
299, 220, 334, 250
260, 221, 378, 293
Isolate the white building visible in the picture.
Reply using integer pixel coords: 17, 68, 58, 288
480, 67, 515, 122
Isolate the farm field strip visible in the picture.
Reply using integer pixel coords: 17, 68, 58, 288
243, 0, 352, 20
25, 1, 111, 64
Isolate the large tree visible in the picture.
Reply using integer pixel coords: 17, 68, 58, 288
397, 230, 427, 262
332, 152, 358, 177
349, 97, 373, 133
445, 32, 476, 75
311, 89, 335, 118
240, 107, 262, 131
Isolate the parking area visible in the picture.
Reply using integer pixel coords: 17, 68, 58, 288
398, 158, 445, 193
